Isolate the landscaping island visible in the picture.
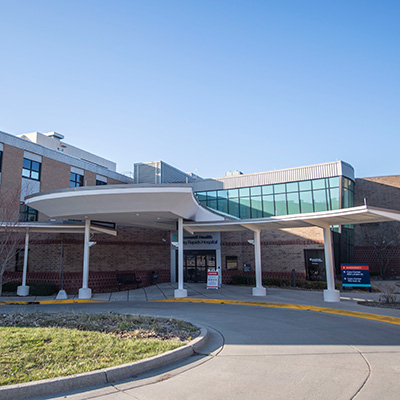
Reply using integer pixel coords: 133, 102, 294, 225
0, 312, 199, 386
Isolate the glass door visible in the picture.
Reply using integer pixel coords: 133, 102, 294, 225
182, 250, 217, 283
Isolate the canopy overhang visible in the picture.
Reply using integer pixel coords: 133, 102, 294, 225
25, 184, 225, 230
0, 221, 117, 235
183, 205, 400, 233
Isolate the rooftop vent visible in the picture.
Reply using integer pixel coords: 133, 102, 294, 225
44, 131, 64, 140
225, 170, 243, 177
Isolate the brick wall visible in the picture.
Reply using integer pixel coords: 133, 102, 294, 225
354, 176, 400, 277
107, 177, 128, 185
4, 226, 171, 293
40, 157, 70, 192
220, 227, 323, 283
84, 170, 96, 186
0, 144, 23, 218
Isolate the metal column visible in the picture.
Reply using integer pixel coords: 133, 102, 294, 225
79, 219, 92, 299
174, 217, 187, 298
252, 229, 266, 296
322, 225, 340, 302
17, 230, 30, 296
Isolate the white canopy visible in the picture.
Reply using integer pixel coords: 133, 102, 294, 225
25, 184, 225, 230
183, 205, 400, 233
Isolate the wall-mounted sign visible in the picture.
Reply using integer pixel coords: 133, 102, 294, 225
341, 264, 371, 289
183, 232, 221, 250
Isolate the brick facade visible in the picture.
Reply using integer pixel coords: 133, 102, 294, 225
354, 176, 400, 277
4, 226, 171, 293
220, 227, 323, 283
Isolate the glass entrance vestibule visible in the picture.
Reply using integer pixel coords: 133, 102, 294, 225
170, 231, 221, 284
182, 250, 216, 283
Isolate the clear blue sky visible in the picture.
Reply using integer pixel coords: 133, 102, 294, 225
0, 0, 399, 179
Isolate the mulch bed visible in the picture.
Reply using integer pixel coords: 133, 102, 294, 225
357, 301, 400, 310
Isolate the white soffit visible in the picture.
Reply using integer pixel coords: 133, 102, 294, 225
183, 206, 400, 233
25, 185, 225, 229
0, 222, 117, 236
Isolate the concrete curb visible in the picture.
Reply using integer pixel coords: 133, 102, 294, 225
155, 298, 400, 326
0, 299, 106, 305
0, 325, 209, 400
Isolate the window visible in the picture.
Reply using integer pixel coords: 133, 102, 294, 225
239, 197, 251, 219
251, 196, 263, 218
0, 150, 3, 173
287, 192, 300, 214
299, 191, 313, 213
70, 172, 84, 188
22, 158, 41, 181
274, 193, 287, 215
193, 175, 347, 220
15, 249, 29, 272
226, 256, 238, 270
313, 189, 328, 212
19, 203, 38, 222
262, 195, 274, 217
96, 175, 107, 186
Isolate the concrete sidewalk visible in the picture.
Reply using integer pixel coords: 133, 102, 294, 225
2, 281, 400, 318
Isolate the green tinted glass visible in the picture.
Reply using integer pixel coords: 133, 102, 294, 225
207, 191, 217, 201
299, 181, 312, 191
208, 200, 217, 209
239, 188, 250, 197
262, 185, 273, 195
330, 188, 340, 209
240, 198, 251, 219
286, 182, 298, 193
250, 186, 262, 196
218, 199, 228, 213
287, 192, 300, 214
218, 190, 228, 199
196, 193, 207, 202
275, 193, 287, 215
251, 196, 263, 218
328, 177, 340, 188
274, 184, 286, 194
228, 189, 239, 198
262, 195, 274, 217
312, 179, 326, 190
300, 191, 313, 213
313, 189, 328, 212
349, 190, 354, 207
228, 198, 240, 217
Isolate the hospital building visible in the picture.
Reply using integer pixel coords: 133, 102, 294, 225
1, 129, 399, 302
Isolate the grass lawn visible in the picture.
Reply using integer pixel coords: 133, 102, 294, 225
0, 312, 199, 386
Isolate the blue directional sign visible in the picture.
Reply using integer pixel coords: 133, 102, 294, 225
341, 264, 371, 289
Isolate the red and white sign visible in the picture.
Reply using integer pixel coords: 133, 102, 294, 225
207, 270, 219, 289
341, 265, 369, 271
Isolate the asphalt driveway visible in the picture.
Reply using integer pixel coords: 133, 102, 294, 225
1, 290, 399, 400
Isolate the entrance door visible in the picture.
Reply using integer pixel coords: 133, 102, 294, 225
182, 250, 216, 283
304, 249, 326, 281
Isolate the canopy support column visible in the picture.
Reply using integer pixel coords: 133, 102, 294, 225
174, 217, 187, 298
252, 229, 266, 296
79, 219, 92, 299
322, 225, 340, 302
17, 229, 30, 296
